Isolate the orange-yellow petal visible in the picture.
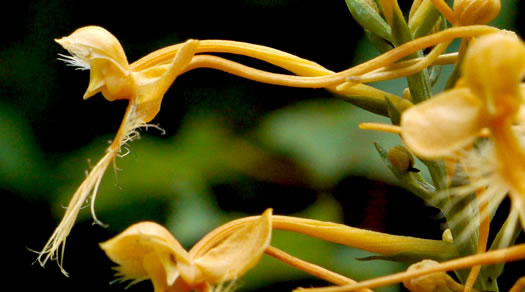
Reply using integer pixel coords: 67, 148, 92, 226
55, 26, 135, 101
462, 33, 525, 119
100, 221, 191, 287
401, 87, 485, 159
192, 209, 273, 284
133, 39, 199, 122
55, 26, 129, 69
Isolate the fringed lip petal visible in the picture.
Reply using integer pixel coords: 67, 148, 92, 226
401, 87, 485, 159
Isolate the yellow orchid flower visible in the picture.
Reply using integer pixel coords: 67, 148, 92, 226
100, 209, 272, 292
40, 24, 498, 275
37, 26, 199, 274
55, 26, 134, 101
400, 31, 525, 291
55, 25, 199, 122
401, 32, 525, 244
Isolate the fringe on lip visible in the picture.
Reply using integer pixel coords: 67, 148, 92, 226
57, 53, 90, 71
35, 102, 164, 275
429, 138, 525, 249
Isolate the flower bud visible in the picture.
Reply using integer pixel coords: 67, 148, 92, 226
403, 260, 453, 292
402, 88, 412, 100
55, 26, 135, 101
453, 0, 501, 25
442, 229, 454, 243
387, 145, 417, 173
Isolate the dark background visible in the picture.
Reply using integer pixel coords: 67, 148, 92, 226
2, 1, 524, 291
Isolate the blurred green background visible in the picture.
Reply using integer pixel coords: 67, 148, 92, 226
2, 1, 524, 291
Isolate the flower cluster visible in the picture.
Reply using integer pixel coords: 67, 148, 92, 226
37, 0, 525, 291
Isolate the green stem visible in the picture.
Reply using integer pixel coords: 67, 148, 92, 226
387, 0, 432, 104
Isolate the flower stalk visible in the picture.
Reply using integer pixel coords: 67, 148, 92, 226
294, 243, 525, 292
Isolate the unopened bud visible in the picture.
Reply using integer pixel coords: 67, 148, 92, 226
387, 145, 418, 173
442, 229, 454, 243
402, 88, 412, 101
403, 260, 453, 292
453, 0, 501, 25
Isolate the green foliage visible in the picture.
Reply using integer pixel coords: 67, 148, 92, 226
345, 0, 393, 42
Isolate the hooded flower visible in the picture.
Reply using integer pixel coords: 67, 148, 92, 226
55, 26, 134, 101
100, 209, 273, 292
38, 26, 200, 273
55, 25, 199, 122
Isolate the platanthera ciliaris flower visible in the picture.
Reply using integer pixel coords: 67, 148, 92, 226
39, 23, 501, 275
401, 32, 525, 245
100, 209, 272, 292
55, 25, 200, 121
38, 26, 199, 274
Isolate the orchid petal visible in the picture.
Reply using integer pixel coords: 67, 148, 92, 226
100, 222, 191, 287
193, 209, 273, 284
55, 26, 135, 101
133, 39, 200, 122
401, 87, 485, 159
